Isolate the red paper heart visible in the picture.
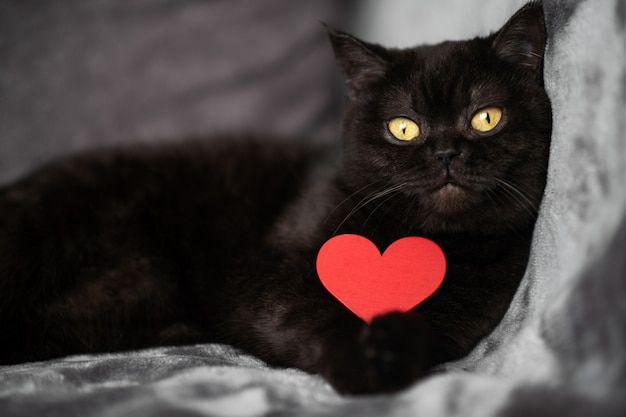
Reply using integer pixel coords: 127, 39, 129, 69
316, 234, 446, 323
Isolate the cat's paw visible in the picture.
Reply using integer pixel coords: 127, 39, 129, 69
359, 312, 432, 393
325, 311, 433, 395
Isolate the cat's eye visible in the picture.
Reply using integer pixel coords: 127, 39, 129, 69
470, 107, 503, 132
387, 117, 420, 141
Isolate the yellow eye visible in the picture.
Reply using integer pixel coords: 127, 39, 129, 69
387, 117, 420, 141
470, 107, 503, 132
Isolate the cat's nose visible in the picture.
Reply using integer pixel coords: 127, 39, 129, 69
434, 149, 459, 168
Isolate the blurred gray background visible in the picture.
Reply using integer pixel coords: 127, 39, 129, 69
0, 0, 526, 186
354, 0, 527, 45
0, 1, 346, 185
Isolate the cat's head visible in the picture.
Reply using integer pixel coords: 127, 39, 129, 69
328, 2, 551, 235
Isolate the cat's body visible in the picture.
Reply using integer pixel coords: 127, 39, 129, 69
0, 3, 551, 394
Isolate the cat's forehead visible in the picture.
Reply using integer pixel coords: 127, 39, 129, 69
386, 39, 512, 110
405, 38, 491, 76
413, 39, 473, 58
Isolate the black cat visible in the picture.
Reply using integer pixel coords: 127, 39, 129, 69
0, 2, 551, 394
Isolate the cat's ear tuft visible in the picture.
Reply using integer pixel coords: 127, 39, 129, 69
492, 2, 547, 81
325, 24, 390, 101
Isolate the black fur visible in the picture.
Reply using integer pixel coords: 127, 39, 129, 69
0, 3, 550, 394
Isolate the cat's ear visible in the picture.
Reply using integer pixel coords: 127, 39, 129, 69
325, 25, 390, 101
492, 2, 547, 81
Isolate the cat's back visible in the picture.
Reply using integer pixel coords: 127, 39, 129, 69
0, 137, 333, 264
2, 136, 328, 205
0, 137, 333, 362
0, 136, 330, 232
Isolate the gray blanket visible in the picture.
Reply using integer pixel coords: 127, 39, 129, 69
1, 0, 625, 416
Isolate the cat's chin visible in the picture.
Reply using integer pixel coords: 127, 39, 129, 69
431, 183, 472, 214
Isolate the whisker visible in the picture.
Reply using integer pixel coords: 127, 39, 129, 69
362, 185, 408, 228
493, 177, 537, 221
484, 188, 525, 238
332, 183, 410, 235
339, 183, 393, 221
495, 178, 536, 209
368, 192, 408, 236
323, 181, 382, 225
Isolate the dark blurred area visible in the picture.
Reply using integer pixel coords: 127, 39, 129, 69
0, 0, 355, 185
